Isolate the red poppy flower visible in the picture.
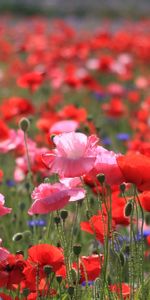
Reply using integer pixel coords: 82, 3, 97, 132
23, 244, 64, 289
0, 253, 26, 289
117, 153, 150, 191
80, 213, 116, 243
110, 283, 130, 299
138, 191, 150, 212
0, 120, 10, 141
17, 71, 45, 92
0, 97, 34, 120
102, 98, 126, 118
58, 104, 87, 123
73, 254, 103, 282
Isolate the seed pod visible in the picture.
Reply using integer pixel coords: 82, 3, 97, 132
124, 201, 133, 217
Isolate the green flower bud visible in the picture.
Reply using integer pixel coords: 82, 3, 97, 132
54, 216, 61, 225
97, 173, 105, 184
68, 286, 74, 297
120, 183, 126, 193
60, 210, 68, 221
56, 275, 63, 284
12, 232, 23, 242
124, 201, 133, 217
73, 244, 81, 256
22, 288, 30, 297
43, 265, 53, 276
19, 117, 30, 132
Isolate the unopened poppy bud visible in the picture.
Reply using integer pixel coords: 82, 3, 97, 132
16, 250, 24, 256
19, 202, 26, 211
145, 214, 150, 225
120, 183, 126, 193
83, 125, 89, 134
54, 216, 61, 225
50, 134, 55, 142
19, 117, 30, 132
124, 201, 133, 217
73, 244, 81, 256
60, 210, 68, 221
97, 173, 105, 184
86, 210, 91, 220
23, 230, 32, 243
12, 232, 23, 242
44, 177, 50, 183
68, 286, 74, 297
87, 115, 93, 122
70, 268, 77, 282
43, 265, 53, 275
22, 288, 30, 297
119, 252, 125, 266
56, 275, 63, 284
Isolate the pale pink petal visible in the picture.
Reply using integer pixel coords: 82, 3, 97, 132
50, 120, 79, 134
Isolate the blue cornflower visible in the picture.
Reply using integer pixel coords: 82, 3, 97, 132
116, 133, 130, 141
27, 219, 46, 227
6, 179, 16, 187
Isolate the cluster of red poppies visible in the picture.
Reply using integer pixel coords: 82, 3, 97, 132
0, 16, 150, 299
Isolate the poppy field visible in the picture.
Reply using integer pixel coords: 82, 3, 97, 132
0, 16, 150, 299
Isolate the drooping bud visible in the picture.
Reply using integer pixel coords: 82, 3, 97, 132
19, 117, 30, 132
12, 232, 23, 242
124, 201, 133, 217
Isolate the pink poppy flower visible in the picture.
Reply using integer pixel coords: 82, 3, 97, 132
28, 182, 85, 215
91, 146, 125, 185
0, 194, 12, 216
50, 120, 79, 134
42, 132, 99, 178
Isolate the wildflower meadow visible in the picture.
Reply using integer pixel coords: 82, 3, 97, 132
0, 16, 150, 299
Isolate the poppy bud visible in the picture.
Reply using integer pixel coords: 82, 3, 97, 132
54, 216, 61, 225
43, 265, 53, 275
19, 117, 30, 132
87, 115, 93, 122
68, 286, 74, 297
97, 173, 105, 184
19, 202, 26, 211
22, 288, 30, 297
73, 244, 81, 256
86, 210, 91, 220
16, 250, 24, 256
12, 232, 23, 242
124, 201, 133, 217
44, 177, 50, 183
120, 183, 126, 193
60, 210, 68, 221
70, 268, 78, 282
56, 275, 63, 284
50, 134, 56, 142
23, 230, 32, 243
119, 252, 125, 266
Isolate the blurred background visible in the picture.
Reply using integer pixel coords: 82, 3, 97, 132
0, 0, 149, 18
